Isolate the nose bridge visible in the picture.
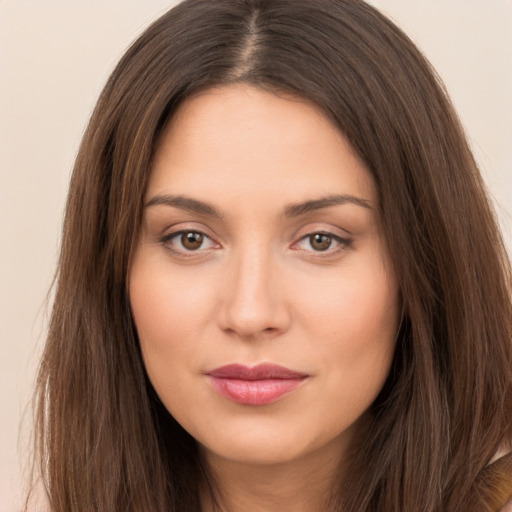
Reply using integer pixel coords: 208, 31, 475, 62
220, 240, 288, 337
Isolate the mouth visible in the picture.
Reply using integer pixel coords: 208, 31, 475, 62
206, 363, 309, 405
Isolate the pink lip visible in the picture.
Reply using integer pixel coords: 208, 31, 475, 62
207, 364, 308, 405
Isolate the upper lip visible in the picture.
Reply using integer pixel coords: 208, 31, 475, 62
207, 363, 308, 380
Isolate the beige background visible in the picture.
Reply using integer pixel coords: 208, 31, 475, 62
1, 1, 511, 510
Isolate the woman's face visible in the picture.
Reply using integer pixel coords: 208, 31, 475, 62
129, 84, 400, 467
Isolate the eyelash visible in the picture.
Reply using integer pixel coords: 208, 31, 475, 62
159, 229, 353, 257
159, 229, 217, 256
292, 231, 353, 255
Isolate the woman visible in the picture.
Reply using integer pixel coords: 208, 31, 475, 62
31, 0, 512, 510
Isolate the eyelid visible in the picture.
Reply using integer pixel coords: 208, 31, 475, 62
157, 223, 353, 258
291, 228, 353, 255
159, 228, 221, 256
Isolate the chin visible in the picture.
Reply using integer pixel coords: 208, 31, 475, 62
191, 414, 352, 469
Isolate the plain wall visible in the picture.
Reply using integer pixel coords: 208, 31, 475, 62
1, 1, 510, 510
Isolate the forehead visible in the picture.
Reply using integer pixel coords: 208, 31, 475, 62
148, 84, 376, 207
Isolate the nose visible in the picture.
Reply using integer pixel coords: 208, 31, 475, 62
217, 245, 291, 339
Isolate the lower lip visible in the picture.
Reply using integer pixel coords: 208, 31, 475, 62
209, 377, 306, 405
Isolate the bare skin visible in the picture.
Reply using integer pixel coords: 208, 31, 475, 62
129, 84, 401, 511
197, 420, 368, 512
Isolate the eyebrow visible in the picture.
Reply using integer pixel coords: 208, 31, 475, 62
145, 193, 372, 218
145, 194, 223, 218
282, 194, 372, 217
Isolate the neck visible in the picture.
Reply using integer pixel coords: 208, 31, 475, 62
199, 437, 348, 512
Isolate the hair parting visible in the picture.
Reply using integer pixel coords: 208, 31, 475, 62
29, 1, 512, 511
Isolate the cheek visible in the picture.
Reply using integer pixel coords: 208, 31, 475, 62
299, 257, 399, 343
128, 254, 218, 374
127, 240, 401, 463
128, 255, 222, 429
297, 255, 399, 396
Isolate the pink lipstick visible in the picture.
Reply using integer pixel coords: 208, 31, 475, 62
207, 363, 308, 405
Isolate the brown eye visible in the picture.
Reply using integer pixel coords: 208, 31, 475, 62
181, 231, 204, 250
293, 231, 351, 255
161, 229, 217, 255
309, 233, 332, 251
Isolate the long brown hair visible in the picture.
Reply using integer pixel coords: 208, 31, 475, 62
31, 1, 512, 510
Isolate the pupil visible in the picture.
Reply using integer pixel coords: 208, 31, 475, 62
311, 234, 331, 251
182, 232, 203, 250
